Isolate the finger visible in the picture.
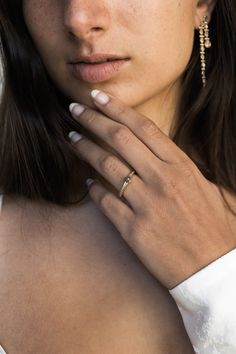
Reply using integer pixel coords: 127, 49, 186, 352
69, 131, 147, 211
90, 89, 188, 164
69, 103, 164, 184
86, 178, 135, 236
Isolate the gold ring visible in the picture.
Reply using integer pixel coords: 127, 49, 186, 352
119, 170, 136, 198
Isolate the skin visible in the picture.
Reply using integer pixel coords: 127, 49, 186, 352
13, 0, 235, 351
23, 0, 215, 135
67, 92, 236, 288
21, 0, 236, 290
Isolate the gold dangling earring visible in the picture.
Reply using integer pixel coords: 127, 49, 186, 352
199, 15, 212, 87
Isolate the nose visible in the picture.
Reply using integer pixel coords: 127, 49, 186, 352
64, 1, 110, 41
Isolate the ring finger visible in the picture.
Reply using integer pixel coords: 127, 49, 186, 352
69, 132, 147, 211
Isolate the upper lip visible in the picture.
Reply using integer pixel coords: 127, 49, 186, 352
70, 53, 130, 64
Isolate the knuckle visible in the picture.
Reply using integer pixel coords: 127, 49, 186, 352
179, 152, 191, 165
99, 193, 113, 211
177, 156, 196, 177
100, 154, 119, 174
163, 175, 181, 197
85, 109, 97, 125
116, 105, 127, 119
111, 126, 131, 146
182, 163, 195, 180
174, 149, 192, 166
164, 164, 194, 197
140, 119, 160, 137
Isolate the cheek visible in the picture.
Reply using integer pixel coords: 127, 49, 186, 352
105, 1, 196, 108
23, 0, 61, 63
137, 1, 195, 88
144, 24, 194, 90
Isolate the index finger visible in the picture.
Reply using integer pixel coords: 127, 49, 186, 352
90, 89, 187, 164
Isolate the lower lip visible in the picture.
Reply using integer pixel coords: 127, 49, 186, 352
69, 59, 130, 83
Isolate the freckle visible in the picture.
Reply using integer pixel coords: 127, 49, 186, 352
130, 4, 138, 14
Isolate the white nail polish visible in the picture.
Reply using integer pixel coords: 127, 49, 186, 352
68, 131, 83, 144
69, 103, 78, 112
91, 90, 110, 105
86, 178, 94, 188
91, 89, 100, 98
69, 103, 85, 116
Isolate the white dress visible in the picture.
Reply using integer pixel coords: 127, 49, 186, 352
0, 193, 236, 354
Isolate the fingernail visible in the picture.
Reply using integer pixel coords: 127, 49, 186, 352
69, 103, 85, 116
91, 90, 110, 105
68, 131, 83, 144
86, 178, 94, 188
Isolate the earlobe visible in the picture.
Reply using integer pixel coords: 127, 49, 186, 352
194, 0, 217, 29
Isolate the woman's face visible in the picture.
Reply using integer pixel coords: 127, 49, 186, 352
23, 0, 207, 124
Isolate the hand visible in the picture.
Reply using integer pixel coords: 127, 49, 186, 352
68, 89, 236, 289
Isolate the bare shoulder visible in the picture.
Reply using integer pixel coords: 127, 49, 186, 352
0, 194, 27, 256
0, 193, 56, 300
0, 194, 53, 255
0, 194, 194, 353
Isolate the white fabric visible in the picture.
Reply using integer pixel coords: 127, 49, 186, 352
169, 248, 236, 354
0, 345, 7, 354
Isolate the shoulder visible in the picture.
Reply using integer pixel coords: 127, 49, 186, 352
0, 194, 53, 272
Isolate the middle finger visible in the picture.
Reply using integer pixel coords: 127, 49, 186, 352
69, 104, 165, 184
69, 132, 147, 210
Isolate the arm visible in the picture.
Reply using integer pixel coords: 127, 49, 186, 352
169, 248, 236, 354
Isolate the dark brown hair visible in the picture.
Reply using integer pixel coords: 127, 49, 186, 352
0, 1, 236, 213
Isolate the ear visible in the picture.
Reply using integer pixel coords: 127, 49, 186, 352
194, 0, 217, 29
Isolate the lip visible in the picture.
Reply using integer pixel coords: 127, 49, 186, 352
69, 59, 130, 83
70, 53, 129, 64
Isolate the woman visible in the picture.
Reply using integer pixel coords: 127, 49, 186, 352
0, 0, 236, 353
